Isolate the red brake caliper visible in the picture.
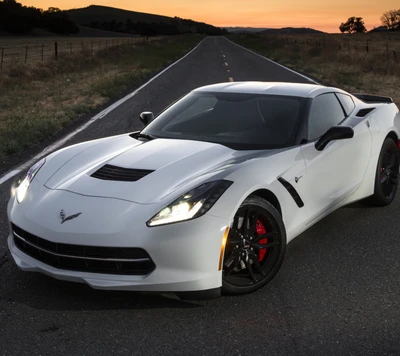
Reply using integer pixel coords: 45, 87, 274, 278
256, 220, 268, 262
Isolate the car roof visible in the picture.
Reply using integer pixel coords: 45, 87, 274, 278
193, 82, 344, 99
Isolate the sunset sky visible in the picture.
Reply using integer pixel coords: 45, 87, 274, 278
20, 0, 400, 33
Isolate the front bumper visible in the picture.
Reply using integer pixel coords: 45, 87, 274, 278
7, 183, 231, 292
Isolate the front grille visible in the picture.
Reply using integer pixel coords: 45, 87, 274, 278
12, 224, 156, 275
91, 164, 154, 182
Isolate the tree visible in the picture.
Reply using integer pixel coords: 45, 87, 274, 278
381, 9, 400, 30
339, 17, 367, 33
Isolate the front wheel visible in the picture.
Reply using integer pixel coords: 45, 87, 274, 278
366, 138, 399, 206
222, 196, 286, 295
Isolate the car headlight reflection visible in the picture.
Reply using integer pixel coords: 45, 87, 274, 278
147, 180, 233, 226
15, 158, 46, 203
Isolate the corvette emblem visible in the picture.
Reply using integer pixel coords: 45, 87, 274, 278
59, 210, 82, 224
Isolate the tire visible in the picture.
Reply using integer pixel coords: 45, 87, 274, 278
366, 138, 399, 206
222, 195, 286, 295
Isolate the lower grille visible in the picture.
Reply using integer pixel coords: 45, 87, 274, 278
12, 224, 155, 275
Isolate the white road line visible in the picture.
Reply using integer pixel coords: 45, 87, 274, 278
224, 37, 318, 84
0, 170, 21, 185
224, 62, 228, 66
0, 37, 208, 186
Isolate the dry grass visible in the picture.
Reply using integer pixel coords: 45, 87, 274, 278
230, 32, 400, 105
0, 36, 158, 66
0, 34, 203, 163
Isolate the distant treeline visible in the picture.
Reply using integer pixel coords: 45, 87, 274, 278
87, 17, 227, 36
0, 0, 78, 34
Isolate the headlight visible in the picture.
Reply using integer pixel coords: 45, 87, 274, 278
147, 180, 233, 226
15, 158, 46, 203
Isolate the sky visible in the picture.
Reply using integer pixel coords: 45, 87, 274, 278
20, 0, 400, 33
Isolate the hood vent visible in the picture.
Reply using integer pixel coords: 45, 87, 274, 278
91, 164, 154, 182
356, 108, 375, 117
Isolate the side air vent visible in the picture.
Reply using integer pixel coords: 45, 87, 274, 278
91, 164, 154, 182
356, 108, 375, 117
278, 177, 304, 208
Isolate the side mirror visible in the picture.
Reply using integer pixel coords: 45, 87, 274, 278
315, 126, 354, 151
140, 111, 154, 126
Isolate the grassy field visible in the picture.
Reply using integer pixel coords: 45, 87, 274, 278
230, 32, 400, 104
0, 35, 157, 66
0, 34, 203, 164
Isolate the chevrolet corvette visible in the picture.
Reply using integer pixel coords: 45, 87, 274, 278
7, 82, 400, 299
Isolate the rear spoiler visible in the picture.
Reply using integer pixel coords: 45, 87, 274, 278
353, 93, 393, 104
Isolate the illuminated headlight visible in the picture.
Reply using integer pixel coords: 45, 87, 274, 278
147, 180, 233, 226
15, 158, 46, 203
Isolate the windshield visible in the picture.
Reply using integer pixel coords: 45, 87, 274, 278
141, 91, 306, 150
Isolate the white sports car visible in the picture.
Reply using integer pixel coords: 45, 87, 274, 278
7, 82, 400, 299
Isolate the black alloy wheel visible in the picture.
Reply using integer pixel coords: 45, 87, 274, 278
222, 196, 286, 295
367, 138, 399, 206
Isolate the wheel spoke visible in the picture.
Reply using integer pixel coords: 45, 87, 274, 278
249, 252, 266, 276
233, 214, 241, 231
253, 232, 278, 242
389, 151, 397, 168
243, 208, 253, 235
381, 175, 388, 184
390, 171, 399, 185
248, 211, 258, 239
224, 252, 240, 276
244, 259, 257, 282
227, 229, 242, 245
253, 241, 280, 250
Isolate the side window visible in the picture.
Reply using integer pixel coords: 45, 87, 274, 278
336, 93, 355, 116
308, 94, 345, 140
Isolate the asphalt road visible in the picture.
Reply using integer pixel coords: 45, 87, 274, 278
1, 36, 400, 356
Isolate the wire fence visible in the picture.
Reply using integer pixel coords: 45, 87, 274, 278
289, 39, 398, 61
0, 36, 155, 69
256, 33, 400, 63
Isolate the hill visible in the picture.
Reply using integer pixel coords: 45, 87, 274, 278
67, 5, 171, 25
225, 27, 271, 33
259, 27, 325, 34
66, 5, 226, 36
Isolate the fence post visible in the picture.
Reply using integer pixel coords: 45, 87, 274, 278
394, 50, 397, 62
54, 42, 58, 60
386, 42, 389, 59
41, 44, 44, 61
366, 40, 369, 53
106, 40, 108, 51
0, 48, 4, 69
82, 41, 84, 53
91, 42, 93, 56
70, 42, 72, 54
25, 45, 28, 64
98, 40, 100, 51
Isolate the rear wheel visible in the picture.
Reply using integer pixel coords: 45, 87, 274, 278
366, 138, 399, 206
222, 196, 286, 295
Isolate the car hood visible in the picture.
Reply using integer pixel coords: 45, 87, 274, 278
43, 136, 272, 204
